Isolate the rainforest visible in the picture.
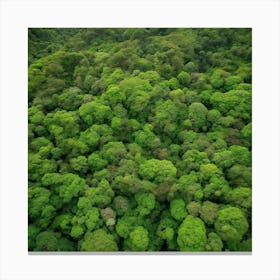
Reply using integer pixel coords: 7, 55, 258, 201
28, 28, 252, 252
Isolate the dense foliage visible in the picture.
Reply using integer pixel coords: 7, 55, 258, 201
28, 28, 252, 252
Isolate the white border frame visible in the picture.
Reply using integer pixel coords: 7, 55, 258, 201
1, 0, 280, 279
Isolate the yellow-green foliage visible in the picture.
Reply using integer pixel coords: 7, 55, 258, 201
28, 28, 252, 252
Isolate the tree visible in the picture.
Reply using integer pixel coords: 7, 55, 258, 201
168, 172, 201, 201
84, 208, 103, 231
177, 216, 207, 251
215, 206, 249, 246
135, 193, 156, 216
241, 122, 252, 147
58, 237, 76, 251
207, 109, 222, 126
134, 127, 159, 149
200, 163, 222, 181
181, 150, 210, 172
199, 201, 219, 225
116, 215, 138, 239
88, 153, 108, 171
169, 89, 186, 104
44, 110, 80, 140
101, 207, 116, 226
69, 156, 88, 174
224, 75, 243, 91
101, 141, 127, 165
113, 196, 130, 216
28, 186, 51, 220
51, 214, 73, 235
203, 176, 231, 202
177, 71, 190, 86
138, 70, 161, 85
80, 229, 118, 251
226, 164, 252, 187
227, 187, 252, 209
112, 174, 145, 195
28, 225, 40, 250
70, 225, 84, 239
28, 154, 57, 182
42, 173, 87, 203
156, 212, 177, 242
39, 205, 56, 228
210, 69, 229, 89
206, 232, 223, 251
57, 138, 89, 158
77, 197, 92, 214
102, 85, 126, 107
188, 102, 208, 132
153, 100, 180, 127
86, 179, 114, 208
229, 145, 251, 167
170, 198, 187, 221
79, 100, 112, 125
125, 226, 149, 251
30, 136, 53, 153
212, 150, 234, 170
119, 77, 152, 117
58, 173, 87, 204
138, 159, 177, 183
210, 90, 251, 121
79, 127, 100, 149
167, 77, 180, 90
34, 231, 58, 251
186, 201, 201, 217
90, 124, 114, 145
57, 87, 84, 111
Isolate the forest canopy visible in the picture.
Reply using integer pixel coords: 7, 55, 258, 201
28, 28, 252, 252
